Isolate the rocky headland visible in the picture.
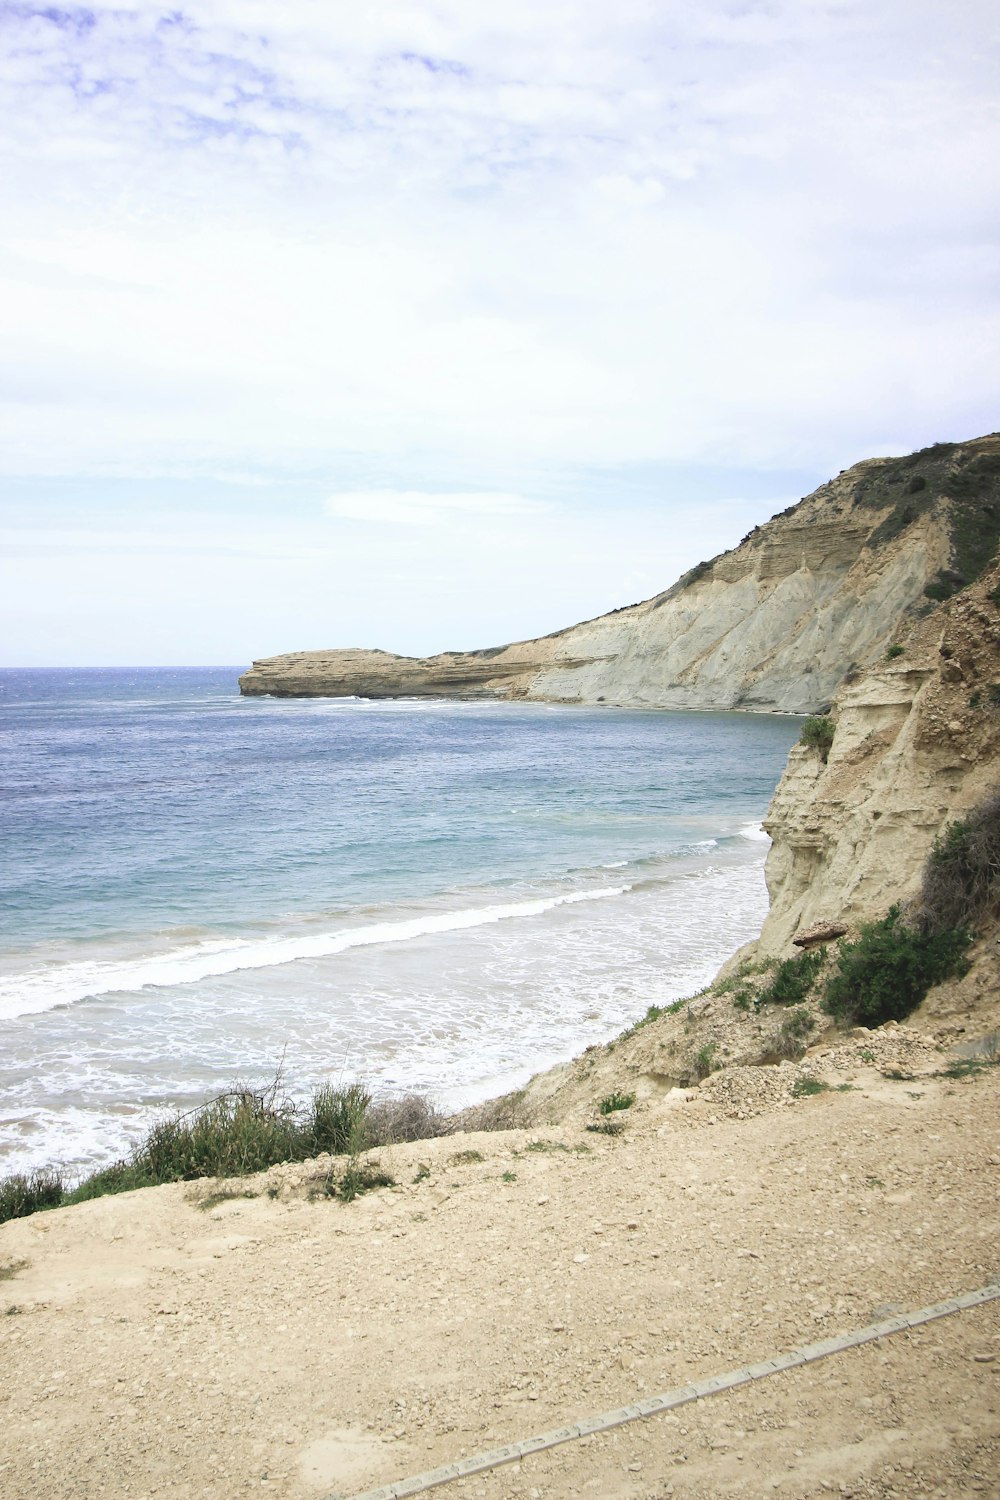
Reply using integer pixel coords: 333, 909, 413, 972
240, 434, 1000, 713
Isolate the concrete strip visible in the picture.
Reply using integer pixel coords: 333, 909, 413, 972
337, 1279, 1000, 1500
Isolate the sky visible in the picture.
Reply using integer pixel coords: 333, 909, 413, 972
1, 1, 998, 666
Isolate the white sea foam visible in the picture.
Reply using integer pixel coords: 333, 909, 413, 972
739, 821, 771, 842
0, 885, 629, 1021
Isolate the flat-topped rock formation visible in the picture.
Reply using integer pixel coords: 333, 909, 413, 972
240, 433, 1000, 713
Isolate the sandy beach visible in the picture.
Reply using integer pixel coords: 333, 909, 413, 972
2, 1032, 998, 1500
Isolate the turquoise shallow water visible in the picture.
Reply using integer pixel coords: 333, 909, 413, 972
0, 668, 800, 1174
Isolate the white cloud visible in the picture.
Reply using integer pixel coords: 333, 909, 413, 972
326, 491, 548, 525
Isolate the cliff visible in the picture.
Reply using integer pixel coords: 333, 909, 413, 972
240, 433, 1000, 712
742, 556, 1000, 1029
501, 558, 1000, 1128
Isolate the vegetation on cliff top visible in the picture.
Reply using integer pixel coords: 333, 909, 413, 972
855, 439, 1000, 598
0, 1079, 451, 1226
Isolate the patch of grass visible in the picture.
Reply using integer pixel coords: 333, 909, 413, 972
598, 1091, 636, 1115
523, 1139, 571, 1154
694, 1042, 718, 1080
941, 1056, 993, 1080
194, 1188, 258, 1212
866, 1175, 885, 1189
822, 906, 971, 1028
835, 1083, 856, 1092
585, 1118, 625, 1136
885, 643, 905, 659
759, 949, 826, 1007
800, 715, 835, 761
617, 997, 686, 1040
449, 1149, 485, 1166
731, 988, 755, 1012
501, 1170, 518, 1183
0, 1170, 65, 1226
3, 1074, 454, 1226
0, 1258, 29, 1282
325, 1160, 395, 1203
792, 1077, 829, 1098
860, 1049, 876, 1063
412, 1164, 431, 1184
308, 1082, 372, 1155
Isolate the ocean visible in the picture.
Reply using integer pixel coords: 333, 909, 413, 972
0, 668, 801, 1177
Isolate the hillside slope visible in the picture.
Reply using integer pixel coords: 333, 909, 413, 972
240, 434, 1000, 713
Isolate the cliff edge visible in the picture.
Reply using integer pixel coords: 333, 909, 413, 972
240, 433, 1000, 713
501, 558, 1000, 1128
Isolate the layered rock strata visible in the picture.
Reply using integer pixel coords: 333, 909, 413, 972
241, 434, 1000, 713
754, 558, 1000, 959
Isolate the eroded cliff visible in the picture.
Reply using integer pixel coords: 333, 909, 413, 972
493, 559, 1000, 1129
241, 433, 1000, 712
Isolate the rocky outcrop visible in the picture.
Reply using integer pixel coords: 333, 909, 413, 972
752, 559, 1000, 961
241, 434, 1000, 712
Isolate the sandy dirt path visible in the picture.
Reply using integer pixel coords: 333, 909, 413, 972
1, 1057, 998, 1500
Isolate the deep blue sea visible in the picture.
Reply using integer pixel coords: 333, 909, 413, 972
0, 668, 801, 1175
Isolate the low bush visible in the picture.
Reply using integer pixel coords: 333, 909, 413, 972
599, 1091, 635, 1115
915, 793, 1000, 932
694, 1042, 718, 1079
325, 1161, 396, 1203
617, 997, 686, 1040
885, 644, 905, 660
800, 716, 835, 761
822, 906, 971, 1027
792, 1078, 829, 1098
0, 1170, 65, 1226
758, 949, 826, 1007
4, 1077, 446, 1224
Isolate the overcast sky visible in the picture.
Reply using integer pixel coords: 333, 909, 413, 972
2, 0, 998, 666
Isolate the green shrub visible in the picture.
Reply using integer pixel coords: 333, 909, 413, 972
58, 1079, 448, 1216
0, 1171, 65, 1226
792, 1078, 829, 1098
758, 949, 826, 1007
325, 1161, 395, 1203
694, 1042, 718, 1079
617, 997, 685, 1040
916, 793, 1000, 932
885, 644, 905, 660
308, 1082, 372, 1155
800, 716, 835, 761
598, 1091, 635, 1115
822, 906, 971, 1027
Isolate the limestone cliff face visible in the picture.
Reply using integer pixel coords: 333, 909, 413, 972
752, 561, 1000, 963
241, 434, 1000, 711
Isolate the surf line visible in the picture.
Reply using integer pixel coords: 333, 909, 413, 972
336, 1279, 1000, 1500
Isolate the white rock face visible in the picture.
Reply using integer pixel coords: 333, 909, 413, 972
240, 435, 998, 713
750, 561, 1000, 957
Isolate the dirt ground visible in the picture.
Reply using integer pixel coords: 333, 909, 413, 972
1, 1040, 998, 1500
